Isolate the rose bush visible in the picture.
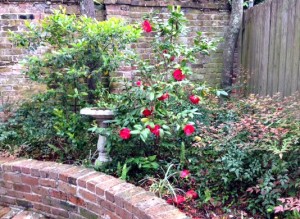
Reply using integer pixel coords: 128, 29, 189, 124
92, 6, 223, 179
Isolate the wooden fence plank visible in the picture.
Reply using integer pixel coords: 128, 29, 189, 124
267, 0, 277, 95
259, 1, 271, 96
278, 0, 288, 96
284, 0, 296, 96
292, 0, 300, 93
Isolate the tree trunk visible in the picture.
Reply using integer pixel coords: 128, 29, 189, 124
221, 0, 243, 91
80, 0, 96, 18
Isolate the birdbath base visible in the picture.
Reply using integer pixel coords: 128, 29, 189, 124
80, 108, 114, 163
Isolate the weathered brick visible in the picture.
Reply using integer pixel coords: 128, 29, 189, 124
77, 172, 101, 188
68, 195, 85, 206
21, 175, 39, 186
39, 178, 57, 188
58, 181, 76, 195
79, 207, 98, 219
13, 183, 31, 193
78, 188, 97, 203
51, 207, 69, 218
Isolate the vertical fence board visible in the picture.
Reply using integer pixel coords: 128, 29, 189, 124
278, 0, 288, 96
240, 0, 299, 96
260, 1, 270, 96
293, 0, 300, 93
267, 0, 277, 95
285, 0, 296, 96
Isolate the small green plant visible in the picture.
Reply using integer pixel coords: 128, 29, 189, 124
140, 164, 181, 199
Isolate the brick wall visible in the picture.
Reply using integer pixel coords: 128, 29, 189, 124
0, 157, 189, 219
0, 0, 105, 111
105, 0, 230, 84
0, 0, 230, 109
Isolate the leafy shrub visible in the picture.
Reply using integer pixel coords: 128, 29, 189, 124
0, 9, 140, 162
186, 93, 300, 218
92, 6, 223, 179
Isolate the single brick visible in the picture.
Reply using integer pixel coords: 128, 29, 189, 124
77, 172, 101, 188
114, 187, 145, 209
86, 174, 112, 193
105, 182, 133, 203
31, 186, 49, 196
39, 178, 57, 188
23, 193, 42, 203
58, 181, 76, 195
78, 188, 97, 203
13, 184, 31, 193
16, 199, 33, 208
115, 206, 133, 219
51, 207, 69, 218
49, 189, 67, 200
79, 207, 98, 219
3, 172, 22, 183
93, 178, 123, 199
21, 175, 39, 186
59, 200, 77, 212
68, 195, 85, 206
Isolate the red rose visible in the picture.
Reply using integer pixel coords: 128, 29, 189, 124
142, 20, 152, 33
166, 198, 173, 204
142, 108, 152, 117
189, 95, 200, 104
136, 81, 142, 86
173, 69, 185, 81
163, 49, 168, 54
170, 56, 175, 62
183, 124, 195, 136
147, 125, 161, 137
158, 93, 169, 101
186, 190, 198, 199
173, 195, 186, 205
119, 128, 131, 140
180, 169, 190, 178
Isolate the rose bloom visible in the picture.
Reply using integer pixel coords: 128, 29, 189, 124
173, 195, 186, 205
189, 95, 200, 104
119, 128, 131, 140
173, 69, 185, 81
186, 190, 198, 199
136, 81, 142, 86
147, 125, 161, 137
158, 93, 169, 101
183, 124, 195, 136
142, 20, 152, 33
142, 108, 152, 117
170, 56, 175, 62
180, 169, 190, 178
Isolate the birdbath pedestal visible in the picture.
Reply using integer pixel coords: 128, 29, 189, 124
80, 108, 114, 163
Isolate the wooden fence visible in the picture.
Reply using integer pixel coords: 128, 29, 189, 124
240, 0, 300, 96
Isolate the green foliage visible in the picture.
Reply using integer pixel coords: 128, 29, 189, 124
0, 9, 140, 162
186, 94, 300, 218
95, 6, 222, 170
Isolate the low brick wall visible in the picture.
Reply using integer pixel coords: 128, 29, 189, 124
0, 157, 189, 219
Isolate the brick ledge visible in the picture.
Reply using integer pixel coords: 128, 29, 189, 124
0, 157, 190, 219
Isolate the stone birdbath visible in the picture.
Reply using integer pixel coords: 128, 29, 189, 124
80, 108, 114, 163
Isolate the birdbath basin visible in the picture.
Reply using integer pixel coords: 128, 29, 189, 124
80, 108, 114, 163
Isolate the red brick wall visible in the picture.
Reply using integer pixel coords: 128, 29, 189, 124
0, 1, 105, 112
0, 0, 230, 110
105, 0, 230, 85
0, 157, 189, 219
